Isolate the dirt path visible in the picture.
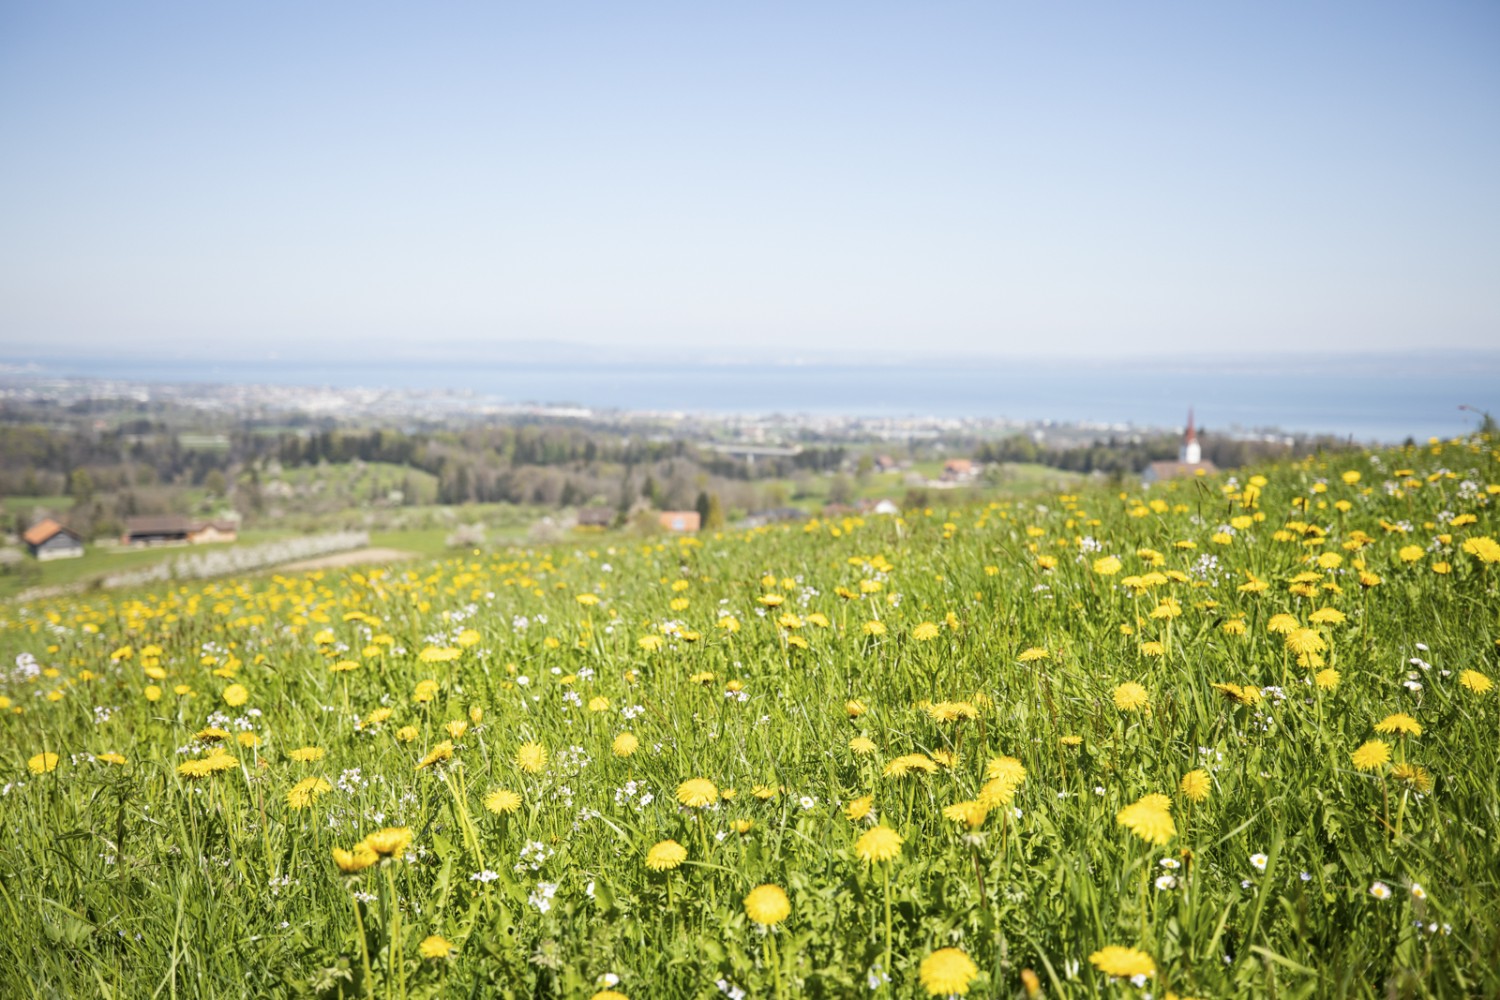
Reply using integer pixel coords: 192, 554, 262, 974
272, 547, 418, 573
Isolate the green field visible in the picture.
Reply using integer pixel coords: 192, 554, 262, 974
0, 438, 1497, 998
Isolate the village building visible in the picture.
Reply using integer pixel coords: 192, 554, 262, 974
658, 510, 701, 533
1144, 410, 1219, 485
188, 520, 239, 544
941, 459, 977, 482
123, 516, 196, 546
23, 519, 85, 561
123, 516, 239, 547
575, 508, 614, 529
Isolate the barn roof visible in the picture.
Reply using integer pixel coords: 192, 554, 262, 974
23, 519, 73, 545
124, 515, 195, 535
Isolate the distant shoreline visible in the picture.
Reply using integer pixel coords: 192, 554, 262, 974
3, 356, 1497, 443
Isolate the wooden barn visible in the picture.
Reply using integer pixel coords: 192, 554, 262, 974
23, 519, 84, 561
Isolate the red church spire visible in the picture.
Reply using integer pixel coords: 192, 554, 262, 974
1185, 407, 1196, 444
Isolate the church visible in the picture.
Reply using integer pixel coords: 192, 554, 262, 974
1142, 410, 1218, 485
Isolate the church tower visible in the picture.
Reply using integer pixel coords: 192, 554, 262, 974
1180, 408, 1202, 465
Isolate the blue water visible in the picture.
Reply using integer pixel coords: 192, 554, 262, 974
12, 354, 1500, 443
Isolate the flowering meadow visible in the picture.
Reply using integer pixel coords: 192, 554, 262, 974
3, 437, 1499, 999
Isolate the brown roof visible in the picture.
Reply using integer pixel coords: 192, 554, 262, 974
23, 518, 74, 545
124, 515, 195, 535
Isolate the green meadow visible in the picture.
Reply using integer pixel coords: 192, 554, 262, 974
1, 436, 1497, 998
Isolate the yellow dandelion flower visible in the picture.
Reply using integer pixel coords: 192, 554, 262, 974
1266, 613, 1300, 634
1018, 647, 1049, 662
854, 825, 903, 862
1090, 945, 1155, 978
883, 753, 940, 778
1391, 762, 1432, 793
332, 845, 378, 873
926, 701, 978, 723
912, 621, 941, 641
1285, 628, 1327, 657
1179, 769, 1211, 802
286, 776, 333, 809
483, 789, 521, 815
676, 777, 719, 807
645, 839, 688, 871
1093, 555, 1123, 576
1315, 668, 1340, 690
943, 799, 991, 828
977, 778, 1016, 809
986, 756, 1026, 786
27, 752, 60, 774
358, 827, 413, 858
845, 795, 874, 821
1211, 682, 1262, 707
1116, 795, 1176, 845
743, 884, 790, 926
919, 947, 980, 997
222, 684, 249, 707
1374, 713, 1421, 737
1351, 739, 1391, 771
1114, 682, 1150, 711
416, 740, 454, 770
1459, 670, 1492, 694
850, 736, 877, 755
419, 935, 455, 959
514, 742, 548, 774
612, 732, 639, 757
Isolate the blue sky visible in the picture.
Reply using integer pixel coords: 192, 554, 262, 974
1, 2, 1496, 363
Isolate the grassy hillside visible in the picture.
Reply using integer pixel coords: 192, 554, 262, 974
0, 436, 1496, 997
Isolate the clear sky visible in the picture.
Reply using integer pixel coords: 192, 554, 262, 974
1, 1, 1496, 364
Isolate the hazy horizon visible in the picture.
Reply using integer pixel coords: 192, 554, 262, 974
6, 349, 1496, 443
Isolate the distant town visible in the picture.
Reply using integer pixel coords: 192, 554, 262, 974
0, 371, 1345, 600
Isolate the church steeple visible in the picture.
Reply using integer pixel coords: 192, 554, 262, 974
1180, 408, 1202, 465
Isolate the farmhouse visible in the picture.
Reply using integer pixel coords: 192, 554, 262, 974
658, 511, 701, 533
1144, 410, 1219, 485
23, 519, 84, 561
